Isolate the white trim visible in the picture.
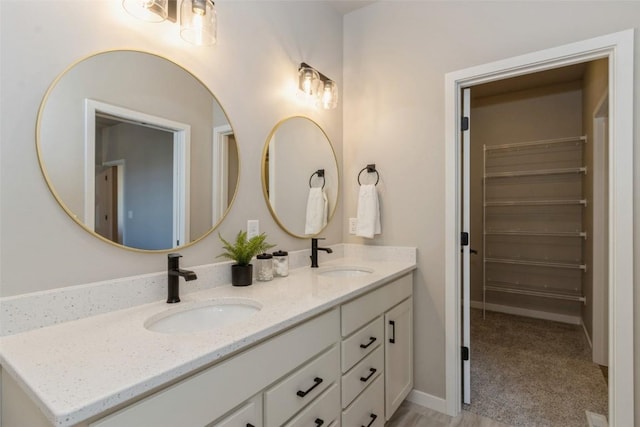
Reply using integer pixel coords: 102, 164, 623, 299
406, 389, 447, 414
470, 301, 581, 325
444, 29, 634, 425
84, 99, 191, 248
212, 124, 233, 224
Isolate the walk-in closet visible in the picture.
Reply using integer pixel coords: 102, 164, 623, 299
465, 59, 609, 426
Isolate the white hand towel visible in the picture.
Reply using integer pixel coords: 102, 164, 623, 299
305, 187, 328, 235
356, 184, 381, 239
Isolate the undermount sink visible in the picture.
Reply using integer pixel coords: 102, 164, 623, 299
145, 298, 262, 334
316, 266, 374, 278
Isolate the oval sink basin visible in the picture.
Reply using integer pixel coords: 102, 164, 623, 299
317, 266, 374, 278
145, 299, 262, 334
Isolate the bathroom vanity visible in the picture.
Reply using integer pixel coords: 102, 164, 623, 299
0, 246, 415, 427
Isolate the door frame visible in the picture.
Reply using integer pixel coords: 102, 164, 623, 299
444, 29, 634, 425
84, 99, 191, 247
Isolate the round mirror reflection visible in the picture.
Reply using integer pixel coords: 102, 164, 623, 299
262, 117, 339, 238
37, 50, 239, 251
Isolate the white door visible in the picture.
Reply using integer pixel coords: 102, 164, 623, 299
461, 87, 471, 404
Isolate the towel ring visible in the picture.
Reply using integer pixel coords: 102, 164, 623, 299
309, 169, 325, 189
357, 164, 380, 186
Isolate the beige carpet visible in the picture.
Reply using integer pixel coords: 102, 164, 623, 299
463, 309, 608, 426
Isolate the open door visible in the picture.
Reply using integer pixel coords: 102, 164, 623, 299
461, 87, 471, 404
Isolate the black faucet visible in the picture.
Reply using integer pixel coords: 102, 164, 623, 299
310, 238, 333, 268
167, 253, 197, 303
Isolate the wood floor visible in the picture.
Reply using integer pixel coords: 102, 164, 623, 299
386, 401, 509, 427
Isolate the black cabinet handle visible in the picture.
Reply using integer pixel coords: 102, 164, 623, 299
360, 367, 377, 382
296, 377, 323, 397
359, 336, 377, 349
389, 320, 396, 343
361, 413, 378, 427
315, 418, 324, 426
246, 424, 254, 427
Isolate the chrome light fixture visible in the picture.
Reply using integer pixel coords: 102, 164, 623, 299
298, 63, 338, 110
122, 0, 169, 22
180, 0, 217, 46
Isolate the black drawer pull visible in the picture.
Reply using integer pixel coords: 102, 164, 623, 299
315, 418, 324, 426
246, 424, 254, 427
359, 336, 377, 349
296, 377, 323, 397
360, 367, 377, 382
389, 320, 396, 343
362, 413, 378, 427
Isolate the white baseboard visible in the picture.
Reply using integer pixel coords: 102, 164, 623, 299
406, 389, 447, 414
471, 300, 581, 325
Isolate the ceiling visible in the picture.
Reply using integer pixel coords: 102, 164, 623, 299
326, 1, 375, 15
472, 62, 588, 98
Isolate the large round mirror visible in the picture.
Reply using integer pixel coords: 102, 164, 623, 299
37, 50, 239, 251
262, 117, 339, 237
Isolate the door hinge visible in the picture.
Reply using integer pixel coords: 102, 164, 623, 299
461, 232, 469, 246
462, 346, 469, 361
461, 116, 469, 131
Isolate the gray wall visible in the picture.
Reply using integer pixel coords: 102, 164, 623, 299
343, 1, 640, 418
0, 1, 344, 296
581, 58, 609, 357
104, 123, 174, 250
470, 82, 584, 318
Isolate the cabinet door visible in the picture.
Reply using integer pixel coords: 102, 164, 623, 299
384, 297, 413, 420
208, 395, 262, 427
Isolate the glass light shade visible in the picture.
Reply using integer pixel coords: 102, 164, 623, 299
298, 67, 321, 98
180, 0, 217, 46
122, 0, 168, 22
320, 80, 338, 109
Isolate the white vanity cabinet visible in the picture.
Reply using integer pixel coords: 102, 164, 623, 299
89, 308, 340, 427
206, 394, 262, 427
339, 274, 413, 425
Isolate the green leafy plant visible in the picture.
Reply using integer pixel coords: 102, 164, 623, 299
217, 231, 276, 266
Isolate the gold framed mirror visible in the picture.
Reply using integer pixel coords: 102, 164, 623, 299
36, 50, 239, 251
261, 116, 339, 238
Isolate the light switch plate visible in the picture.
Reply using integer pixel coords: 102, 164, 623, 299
247, 220, 259, 239
349, 218, 357, 234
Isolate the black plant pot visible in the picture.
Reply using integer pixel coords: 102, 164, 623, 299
231, 264, 253, 286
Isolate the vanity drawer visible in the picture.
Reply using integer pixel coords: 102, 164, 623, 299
265, 344, 340, 426
341, 375, 384, 427
341, 346, 383, 408
341, 274, 412, 337
341, 317, 383, 373
283, 383, 340, 427
208, 394, 262, 427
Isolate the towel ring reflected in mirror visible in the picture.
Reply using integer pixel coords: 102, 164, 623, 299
261, 116, 339, 238
357, 164, 380, 186
309, 169, 326, 189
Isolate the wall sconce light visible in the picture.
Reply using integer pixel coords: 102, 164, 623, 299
123, 0, 217, 46
122, 0, 171, 23
298, 63, 339, 110
180, 0, 217, 46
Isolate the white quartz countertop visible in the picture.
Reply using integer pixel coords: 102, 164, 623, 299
0, 255, 415, 426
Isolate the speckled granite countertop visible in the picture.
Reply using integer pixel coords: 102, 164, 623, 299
0, 249, 415, 427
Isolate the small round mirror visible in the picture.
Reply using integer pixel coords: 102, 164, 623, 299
261, 117, 339, 237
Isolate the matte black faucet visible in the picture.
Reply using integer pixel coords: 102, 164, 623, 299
167, 253, 197, 303
310, 238, 333, 268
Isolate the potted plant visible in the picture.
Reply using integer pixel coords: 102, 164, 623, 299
217, 231, 275, 286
